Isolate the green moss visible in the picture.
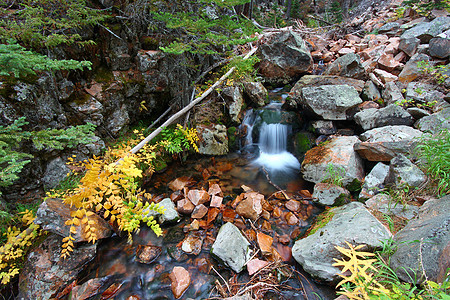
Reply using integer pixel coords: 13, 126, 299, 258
294, 132, 314, 155
227, 126, 237, 150
93, 65, 114, 83
308, 208, 335, 236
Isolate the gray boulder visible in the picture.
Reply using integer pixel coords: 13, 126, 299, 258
143, 198, 180, 224
400, 17, 450, 43
290, 75, 365, 92
302, 136, 364, 189
361, 80, 381, 102
292, 202, 392, 282
211, 222, 251, 273
299, 85, 362, 120
257, 29, 312, 84
365, 194, 419, 220
415, 108, 450, 134
405, 82, 442, 103
382, 81, 404, 106
407, 107, 431, 119
429, 37, 450, 59
390, 196, 450, 284
222, 86, 245, 123
385, 154, 427, 189
42, 157, 70, 190
312, 183, 351, 206
399, 37, 420, 57
360, 162, 390, 198
354, 104, 413, 131
323, 53, 366, 80
197, 124, 229, 155
355, 125, 423, 161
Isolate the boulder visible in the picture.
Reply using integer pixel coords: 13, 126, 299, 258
390, 196, 450, 284
211, 222, 251, 273
323, 53, 366, 80
312, 183, 351, 206
365, 194, 419, 220
415, 108, 450, 133
398, 53, 430, 83
302, 136, 364, 189
407, 107, 431, 119
290, 75, 365, 92
382, 81, 405, 105
385, 154, 427, 189
400, 17, 450, 43
243, 82, 268, 107
354, 104, 413, 131
42, 157, 70, 190
429, 37, 450, 59
257, 29, 313, 83
196, 124, 228, 155
361, 81, 381, 102
18, 235, 97, 299
222, 86, 245, 123
311, 120, 336, 135
355, 125, 423, 161
399, 37, 420, 57
297, 85, 362, 120
292, 202, 392, 282
405, 82, 440, 103
378, 22, 400, 36
34, 198, 112, 243
142, 198, 179, 224
360, 162, 389, 198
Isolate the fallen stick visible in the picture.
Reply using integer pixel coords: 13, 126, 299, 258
129, 46, 258, 155
145, 104, 175, 132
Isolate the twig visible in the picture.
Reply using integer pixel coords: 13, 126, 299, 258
211, 265, 231, 295
98, 24, 123, 40
237, 282, 280, 296
261, 166, 290, 200
145, 104, 175, 132
307, 14, 333, 26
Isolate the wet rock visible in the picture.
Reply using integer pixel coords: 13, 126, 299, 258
243, 82, 268, 107
191, 204, 208, 219
210, 195, 223, 208
365, 194, 418, 220
222, 86, 245, 123
415, 108, 450, 133
323, 53, 366, 80
399, 37, 420, 57
42, 157, 70, 190
136, 245, 162, 264
18, 235, 96, 300
170, 266, 191, 299
181, 232, 204, 255
187, 189, 210, 206
197, 124, 228, 155
106, 105, 130, 137
285, 212, 299, 225
361, 81, 381, 102
298, 85, 362, 120
360, 162, 389, 199
34, 198, 112, 242
168, 176, 195, 191
355, 125, 423, 161
158, 198, 179, 223
398, 53, 430, 83
385, 154, 427, 189
256, 29, 313, 84
390, 196, 450, 284
211, 222, 251, 273
208, 183, 223, 196
290, 75, 365, 92
312, 183, 351, 206
292, 202, 392, 283
285, 200, 301, 212
302, 136, 364, 189
354, 104, 413, 131
177, 199, 195, 215
311, 120, 336, 135
382, 81, 405, 105
236, 192, 263, 220
257, 232, 273, 254
247, 259, 269, 275
71, 277, 114, 300
400, 17, 450, 43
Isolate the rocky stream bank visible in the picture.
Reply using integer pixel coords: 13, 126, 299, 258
3, 0, 450, 299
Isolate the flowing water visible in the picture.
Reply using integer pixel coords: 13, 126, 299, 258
77, 88, 336, 300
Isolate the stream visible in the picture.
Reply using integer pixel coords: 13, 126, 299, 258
77, 88, 336, 300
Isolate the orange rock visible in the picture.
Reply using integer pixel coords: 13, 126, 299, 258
260, 209, 271, 220
191, 204, 208, 219
285, 212, 299, 225
257, 232, 273, 254
187, 189, 210, 206
262, 220, 272, 231
210, 195, 223, 208
208, 183, 223, 196
170, 266, 190, 299
273, 206, 282, 218
285, 200, 301, 212
206, 207, 220, 225
177, 199, 195, 214
222, 209, 237, 222
377, 53, 401, 72
168, 177, 195, 191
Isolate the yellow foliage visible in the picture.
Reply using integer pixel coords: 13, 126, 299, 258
333, 241, 391, 300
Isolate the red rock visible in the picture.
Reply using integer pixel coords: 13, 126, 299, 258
377, 53, 401, 72
222, 209, 236, 222
285, 212, 299, 225
276, 244, 292, 262
187, 189, 209, 206
195, 257, 211, 273
170, 191, 184, 202
189, 219, 200, 231
345, 34, 361, 44
322, 51, 334, 62
201, 168, 211, 180
359, 101, 380, 110
170, 266, 190, 299
299, 190, 312, 198
210, 195, 223, 208
85, 82, 103, 97
206, 207, 220, 225
373, 69, 398, 83
135, 245, 162, 264
125, 296, 140, 300
354, 43, 368, 52
191, 204, 208, 219
71, 278, 108, 300
231, 194, 242, 208
285, 200, 301, 212
394, 51, 407, 63
329, 39, 347, 52
247, 259, 269, 275
273, 206, 282, 218
208, 183, 223, 196
278, 234, 290, 245
169, 177, 195, 191
257, 232, 273, 254
236, 192, 263, 220
101, 282, 123, 299
260, 209, 271, 220
362, 58, 378, 73
216, 162, 233, 172
177, 199, 195, 214
262, 220, 271, 231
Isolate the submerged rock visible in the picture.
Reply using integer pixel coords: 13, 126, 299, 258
292, 202, 391, 282
211, 222, 251, 273
390, 196, 450, 284
170, 266, 191, 299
